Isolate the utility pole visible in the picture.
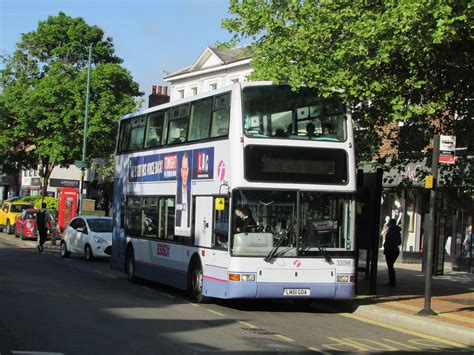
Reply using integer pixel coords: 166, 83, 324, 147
418, 134, 440, 316
78, 44, 92, 216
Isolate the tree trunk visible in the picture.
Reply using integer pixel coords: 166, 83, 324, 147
39, 160, 55, 202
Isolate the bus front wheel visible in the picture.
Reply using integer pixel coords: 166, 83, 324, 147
189, 262, 209, 303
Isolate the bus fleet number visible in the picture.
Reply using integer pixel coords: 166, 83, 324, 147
336, 259, 352, 267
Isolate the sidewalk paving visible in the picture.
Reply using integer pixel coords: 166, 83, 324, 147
347, 261, 474, 347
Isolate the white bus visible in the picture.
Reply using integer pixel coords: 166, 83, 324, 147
111, 81, 356, 302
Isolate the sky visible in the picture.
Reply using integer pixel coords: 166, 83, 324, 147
0, 0, 237, 105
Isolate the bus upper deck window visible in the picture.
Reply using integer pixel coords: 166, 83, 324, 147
145, 111, 165, 148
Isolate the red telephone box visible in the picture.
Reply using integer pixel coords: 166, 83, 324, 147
58, 188, 79, 232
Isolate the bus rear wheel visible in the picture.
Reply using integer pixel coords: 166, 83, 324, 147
189, 262, 209, 303
126, 248, 136, 283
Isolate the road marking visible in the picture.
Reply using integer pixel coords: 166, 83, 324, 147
340, 312, 470, 350
306, 347, 320, 352
159, 292, 175, 299
342, 338, 398, 351
206, 309, 225, 316
13, 352, 65, 354
238, 320, 257, 329
382, 338, 422, 350
323, 337, 367, 352
274, 334, 295, 342
182, 300, 200, 307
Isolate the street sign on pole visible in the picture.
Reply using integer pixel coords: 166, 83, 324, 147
439, 135, 456, 164
74, 160, 87, 169
418, 135, 439, 316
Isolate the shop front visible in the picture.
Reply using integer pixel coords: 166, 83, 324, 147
381, 162, 473, 273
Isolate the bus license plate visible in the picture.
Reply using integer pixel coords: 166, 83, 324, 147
283, 288, 310, 296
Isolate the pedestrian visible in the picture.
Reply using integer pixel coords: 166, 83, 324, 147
36, 202, 49, 253
383, 218, 402, 286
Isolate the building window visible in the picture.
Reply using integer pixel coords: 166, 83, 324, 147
191, 87, 198, 96
209, 83, 217, 91
178, 89, 185, 99
231, 78, 239, 84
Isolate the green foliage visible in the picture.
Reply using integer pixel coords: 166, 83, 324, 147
19, 196, 39, 204
0, 12, 142, 186
92, 153, 115, 181
223, 0, 473, 195
19, 195, 59, 214
35, 196, 59, 214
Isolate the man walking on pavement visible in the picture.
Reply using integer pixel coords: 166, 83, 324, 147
383, 218, 402, 286
37, 202, 49, 253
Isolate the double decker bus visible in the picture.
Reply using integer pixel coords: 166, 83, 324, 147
111, 81, 356, 302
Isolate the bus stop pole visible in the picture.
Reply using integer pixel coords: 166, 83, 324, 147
418, 134, 439, 316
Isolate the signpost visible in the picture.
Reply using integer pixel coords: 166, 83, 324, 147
439, 135, 456, 164
419, 134, 456, 316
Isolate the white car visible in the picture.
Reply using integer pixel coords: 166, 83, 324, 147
60, 216, 113, 261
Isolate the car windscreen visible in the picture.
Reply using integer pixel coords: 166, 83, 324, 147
25, 212, 37, 219
87, 219, 113, 233
11, 204, 32, 213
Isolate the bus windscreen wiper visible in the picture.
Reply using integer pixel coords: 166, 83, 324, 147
318, 243, 333, 264
264, 222, 295, 263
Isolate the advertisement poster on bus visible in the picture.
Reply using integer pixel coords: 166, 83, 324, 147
175, 151, 191, 237
128, 147, 215, 237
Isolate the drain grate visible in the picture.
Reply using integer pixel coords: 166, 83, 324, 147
242, 327, 277, 336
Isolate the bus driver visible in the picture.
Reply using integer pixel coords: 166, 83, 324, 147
234, 205, 257, 233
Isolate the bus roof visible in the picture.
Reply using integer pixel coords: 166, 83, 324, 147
120, 81, 274, 121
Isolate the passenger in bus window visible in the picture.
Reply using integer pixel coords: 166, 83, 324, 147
306, 122, 316, 138
322, 123, 336, 138
234, 205, 257, 233
143, 213, 156, 234
274, 128, 286, 137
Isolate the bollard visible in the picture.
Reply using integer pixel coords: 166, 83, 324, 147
51, 223, 57, 246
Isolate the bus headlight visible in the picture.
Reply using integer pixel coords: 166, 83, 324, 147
228, 273, 256, 282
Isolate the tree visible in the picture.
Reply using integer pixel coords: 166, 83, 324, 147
0, 12, 142, 196
223, 1, 473, 197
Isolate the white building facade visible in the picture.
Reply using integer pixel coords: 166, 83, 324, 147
20, 165, 90, 197
164, 46, 252, 101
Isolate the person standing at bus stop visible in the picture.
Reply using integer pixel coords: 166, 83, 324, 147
36, 202, 49, 253
383, 218, 402, 286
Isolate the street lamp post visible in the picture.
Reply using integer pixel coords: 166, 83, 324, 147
78, 44, 92, 215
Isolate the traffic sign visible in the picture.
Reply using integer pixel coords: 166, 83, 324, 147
439, 135, 456, 164
425, 175, 434, 189
74, 160, 88, 169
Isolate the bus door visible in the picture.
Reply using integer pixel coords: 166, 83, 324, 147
194, 196, 213, 248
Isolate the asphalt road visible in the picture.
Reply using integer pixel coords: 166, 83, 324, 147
0, 235, 470, 354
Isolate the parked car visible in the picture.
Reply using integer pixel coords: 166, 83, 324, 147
14, 208, 60, 241
0, 201, 34, 234
60, 216, 113, 261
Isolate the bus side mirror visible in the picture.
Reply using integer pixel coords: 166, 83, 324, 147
218, 182, 230, 198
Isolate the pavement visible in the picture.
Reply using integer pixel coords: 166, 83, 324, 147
2, 234, 473, 347
344, 260, 474, 347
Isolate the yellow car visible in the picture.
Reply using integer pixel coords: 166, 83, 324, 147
0, 201, 34, 234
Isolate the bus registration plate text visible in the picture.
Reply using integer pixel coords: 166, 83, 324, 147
283, 288, 310, 296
